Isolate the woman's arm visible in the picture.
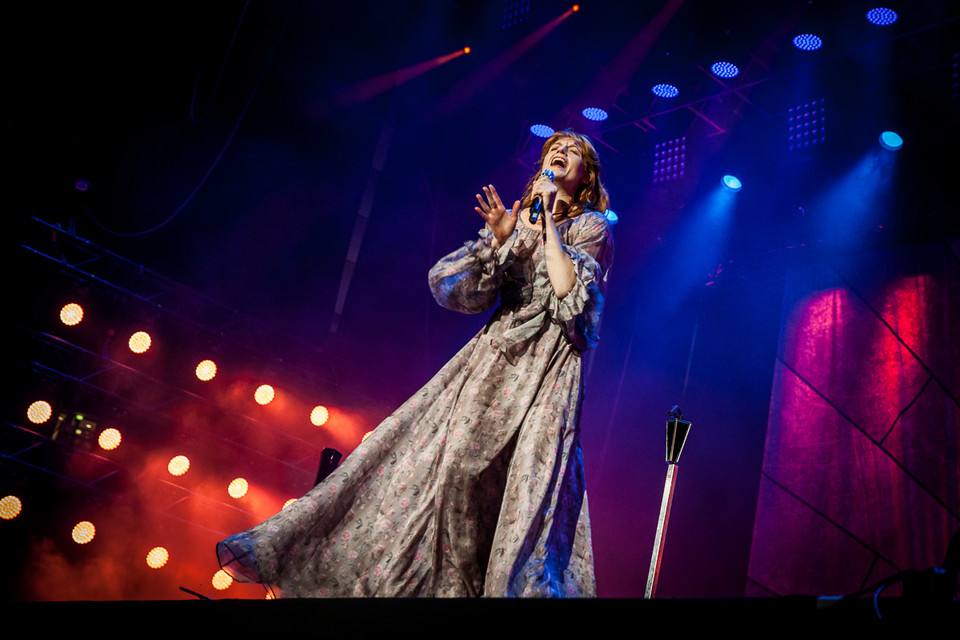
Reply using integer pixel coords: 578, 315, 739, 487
542, 212, 577, 298
533, 211, 614, 352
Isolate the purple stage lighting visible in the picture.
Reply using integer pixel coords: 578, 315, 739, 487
530, 124, 555, 138
710, 62, 739, 78
866, 8, 898, 26
581, 107, 608, 121
792, 34, 823, 51
788, 99, 827, 151
651, 83, 679, 98
652, 136, 686, 185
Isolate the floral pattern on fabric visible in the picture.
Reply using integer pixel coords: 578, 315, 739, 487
217, 211, 613, 597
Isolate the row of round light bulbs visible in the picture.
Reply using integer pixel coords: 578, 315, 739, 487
9, 304, 344, 593
0, 497, 247, 592
22, 403, 305, 502
57, 303, 332, 421
529, 7, 901, 134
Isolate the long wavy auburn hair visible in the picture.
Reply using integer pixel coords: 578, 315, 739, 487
519, 130, 610, 218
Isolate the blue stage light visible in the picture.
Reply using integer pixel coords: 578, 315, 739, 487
604, 209, 618, 225
878, 130, 903, 150
530, 124, 555, 138
866, 8, 898, 26
652, 83, 679, 98
581, 107, 608, 121
721, 175, 742, 192
792, 34, 823, 51
710, 61, 739, 78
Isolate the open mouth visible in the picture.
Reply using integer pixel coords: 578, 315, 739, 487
550, 156, 567, 169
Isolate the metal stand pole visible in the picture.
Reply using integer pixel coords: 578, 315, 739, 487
644, 407, 691, 599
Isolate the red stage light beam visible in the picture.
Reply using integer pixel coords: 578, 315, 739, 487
311, 47, 471, 118
433, 6, 580, 117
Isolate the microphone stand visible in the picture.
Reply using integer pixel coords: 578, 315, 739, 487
644, 406, 692, 599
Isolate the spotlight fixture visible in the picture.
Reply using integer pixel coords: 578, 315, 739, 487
128, 331, 152, 354
228, 478, 249, 498
788, 99, 826, 151
98, 428, 122, 451
604, 209, 618, 225
710, 61, 739, 78
878, 130, 903, 150
27, 400, 53, 424
530, 124, 555, 138
581, 107, 608, 121
59, 302, 84, 326
652, 83, 679, 98
866, 8, 898, 26
212, 570, 233, 591
792, 34, 823, 51
652, 136, 686, 184
146, 547, 169, 569
72, 521, 96, 544
168, 455, 191, 476
195, 359, 217, 381
311, 405, 330, 426
0, 496, 23, 520
721, 175, 742, 192
255, 384, 275, 405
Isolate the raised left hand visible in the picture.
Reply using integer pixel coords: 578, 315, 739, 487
475, 184, 521, 247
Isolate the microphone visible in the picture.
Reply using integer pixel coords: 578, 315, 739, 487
529, 169, 554, 223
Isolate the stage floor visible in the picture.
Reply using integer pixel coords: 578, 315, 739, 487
9, 596, 957, 632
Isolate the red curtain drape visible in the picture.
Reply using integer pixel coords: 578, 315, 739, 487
747, 240, 960, 598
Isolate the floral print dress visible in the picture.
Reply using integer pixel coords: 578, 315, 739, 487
217, 211, 613, 597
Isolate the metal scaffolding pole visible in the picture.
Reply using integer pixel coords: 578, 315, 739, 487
645, 406, 692, 599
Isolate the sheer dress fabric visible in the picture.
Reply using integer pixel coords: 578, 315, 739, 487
217, 211, 613, 597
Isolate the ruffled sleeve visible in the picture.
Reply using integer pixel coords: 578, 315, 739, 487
532, 211, 614, 352
428, 226, 518, 314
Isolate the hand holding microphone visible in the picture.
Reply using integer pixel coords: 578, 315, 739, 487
529, 169, 555, 224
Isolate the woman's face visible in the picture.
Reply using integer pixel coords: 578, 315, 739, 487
541, 137, 589, 191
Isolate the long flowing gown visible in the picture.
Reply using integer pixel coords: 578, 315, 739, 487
216, 210, 614, 597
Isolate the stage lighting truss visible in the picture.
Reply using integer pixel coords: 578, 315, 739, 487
652, 137, 687, 184
788, 99, 826, 151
